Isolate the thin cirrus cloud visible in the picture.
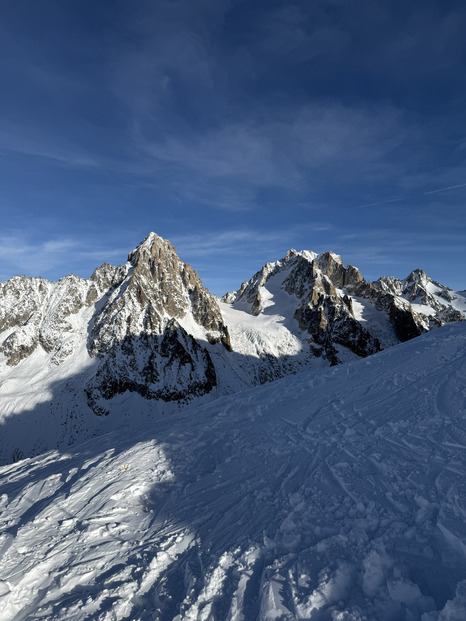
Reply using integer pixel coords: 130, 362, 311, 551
0, 235, 80, 278
0, 233, 128, 281
0, 128, 99, 169
171, 229, 298, 258
360, 182, 466, 209
135, 103, 419, 209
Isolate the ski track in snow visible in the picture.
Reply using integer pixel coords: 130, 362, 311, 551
1, 324, 466, 620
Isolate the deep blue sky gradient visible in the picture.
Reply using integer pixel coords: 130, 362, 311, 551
1, 0, 466, 294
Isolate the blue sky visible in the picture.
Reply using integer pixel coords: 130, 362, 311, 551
1, 0, 466, 294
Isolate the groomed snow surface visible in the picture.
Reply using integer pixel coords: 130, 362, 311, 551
1, 323, 466, 620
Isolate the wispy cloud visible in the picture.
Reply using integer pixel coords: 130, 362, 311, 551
361, 181, 466, 208
0, 232, 128, 281
423, 182, 466, 195
0, 123, 100, 169
132, 102, 420, 209
172, 229, 291, 258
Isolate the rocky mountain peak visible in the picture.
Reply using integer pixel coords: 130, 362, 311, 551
222, 245, 465, 366
314, 251, 354, 289
85, 233, 231, 413
406, 268, 427, 283
284, 250, 363, 291
0, 233, 232, 418
127, 232, 177, 269
373, 269, 463, 328
227, 249, 365, 316
315, 250, 342, 268
89, 233, 230, 353
222, 249, 382, 364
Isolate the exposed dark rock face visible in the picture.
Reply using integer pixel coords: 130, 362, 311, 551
374, 270, 465, 330
346, 280, 423, 343
285, 251, 433, 345
229, 250, 382, 364
86, 322, 217, 416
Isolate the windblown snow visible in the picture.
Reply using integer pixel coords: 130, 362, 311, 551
1, 323, 466, 620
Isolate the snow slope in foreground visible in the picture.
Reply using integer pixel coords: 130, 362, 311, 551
1, 323, 466, 620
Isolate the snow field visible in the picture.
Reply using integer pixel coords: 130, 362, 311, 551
0, 323, 466, 619
219, 269, 306, 361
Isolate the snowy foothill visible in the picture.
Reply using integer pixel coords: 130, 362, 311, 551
1, 322, 466, 620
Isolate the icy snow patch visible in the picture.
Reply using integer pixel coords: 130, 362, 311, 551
219, 301, 302, 359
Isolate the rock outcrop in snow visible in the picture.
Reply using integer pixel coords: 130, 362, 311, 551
375, 269, 465, 329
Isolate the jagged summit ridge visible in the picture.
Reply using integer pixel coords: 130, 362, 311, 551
222, 246, 465, 365
0, 233, 230, 367
1, 234, 464, 375
89, 232, 229, 356
221, 248, 379, 365
223, 249, 360, 308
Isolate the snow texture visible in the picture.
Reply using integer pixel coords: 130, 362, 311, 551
1, 323, 466, 620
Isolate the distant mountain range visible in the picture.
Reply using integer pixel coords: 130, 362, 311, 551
1, 232, 465, 463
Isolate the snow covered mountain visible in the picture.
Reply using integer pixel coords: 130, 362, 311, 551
0, 233, 230, 406
0, 233, 238, 463
1, 322, 466, 620
0, 233, 465, 464
222, 248, 466, 366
